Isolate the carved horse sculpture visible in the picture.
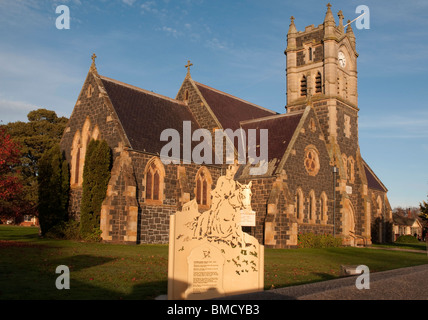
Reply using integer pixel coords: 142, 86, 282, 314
192, 180, 253, 248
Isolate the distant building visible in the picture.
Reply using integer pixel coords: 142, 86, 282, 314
392, 213, 423, 240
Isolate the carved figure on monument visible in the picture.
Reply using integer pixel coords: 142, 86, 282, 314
168, 165, 264, 300
191, 165, 252, 248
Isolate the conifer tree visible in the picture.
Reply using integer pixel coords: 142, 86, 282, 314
80, 139, 111, 238
38, 144, 69, 235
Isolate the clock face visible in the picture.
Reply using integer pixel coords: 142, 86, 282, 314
338, 51, 346, 68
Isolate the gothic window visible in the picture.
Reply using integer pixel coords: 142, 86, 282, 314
71, 131, 81, 186
320, 192, 328, 223
309, 118, 316, 132
342, 154, 348, 180
347, 157, 355, 183
87, 84, 94, 98
308, 190, 316, 222
184, 89, 189, 101
195, 167, 212, 209
344, 115, 351, 138
144, 157, 165, 204
300, 76, 307, 97
304, 146, 320, 176
91, 125, 100, 141
296, 188, 304, 221
315, 72, 322, 93
377, 195, 383, 216
75, 147, 81, 185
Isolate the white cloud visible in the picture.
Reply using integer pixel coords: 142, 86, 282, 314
0, 100, 37, 124
160, 26, 180, 38
122, 0, 136, 6
205, 38, 227, 50
141, 1, 158, 14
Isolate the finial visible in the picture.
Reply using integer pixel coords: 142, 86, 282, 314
338, 10, 344, 32
288, 15, 297, 34
346, 19, 354, 32
185, 60, 193, 76
324, 2, 335, 25
90, 53, 98, 72
338, 10, 344, 23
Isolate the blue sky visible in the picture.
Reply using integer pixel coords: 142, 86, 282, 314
0, 0, 427, 208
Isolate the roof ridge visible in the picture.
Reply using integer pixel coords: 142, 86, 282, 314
240, 110, 304, 126
194, 81, 277, 115
100, 75, 186, 106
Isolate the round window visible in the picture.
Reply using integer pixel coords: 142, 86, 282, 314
304, 147, 320, 176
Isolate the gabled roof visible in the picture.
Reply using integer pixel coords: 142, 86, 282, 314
240, 111, 304, 165
234, 110, 305, 177
195, 82, 277, 131
393, 212, 422, 227
100, 75, 201, 154
363, 160, 388, 192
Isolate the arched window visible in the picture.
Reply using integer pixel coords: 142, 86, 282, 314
308, 190, 316, 222
377, 195, 383, 216
195, 167, 212, 209
296, 188, 304, 221
184, 89, 189, 101
300, 76, 307, 97
347, 157, 355, 183
342, 154, 348, 180
91, 125, 100, 141
308, 47, 313, 61
144, 157, 165, 204
320, 192, 328, 224
71, 130, 81, 186
87, 84, 94, 98
315, 72, 322, 93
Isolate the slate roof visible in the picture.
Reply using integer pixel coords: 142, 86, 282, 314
100, 76, 201, 154
240, 112, 304, 164
195, 82, 278, 131
392, 213, 419, 227
363, 160, 387, 192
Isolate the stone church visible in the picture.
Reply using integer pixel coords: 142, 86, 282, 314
60, 4, 393, 248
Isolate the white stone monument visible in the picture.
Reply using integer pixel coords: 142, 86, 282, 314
168, 165, 264, 300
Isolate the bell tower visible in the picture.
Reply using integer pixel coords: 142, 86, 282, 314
285, 3, 359, 145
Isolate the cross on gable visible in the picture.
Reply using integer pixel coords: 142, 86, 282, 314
185, 60, 193, 74
90, 53, 98, 72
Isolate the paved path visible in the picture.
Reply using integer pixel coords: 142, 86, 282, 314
222, 264, 428, 300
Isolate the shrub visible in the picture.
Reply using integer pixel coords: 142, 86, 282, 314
395, 235, 419, 243
45, 220, 80, 240
298, 232, 342, 248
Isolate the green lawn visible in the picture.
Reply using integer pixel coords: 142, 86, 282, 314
0, 225, 427, 300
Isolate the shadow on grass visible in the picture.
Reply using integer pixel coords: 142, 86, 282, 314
1, 247, 167, 300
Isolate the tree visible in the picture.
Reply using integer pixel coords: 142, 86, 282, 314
80, 139, 111, 239
0, 127, 25, 221
420, 197, 428, 221
420, 197, 428, 241
37, 144, 69, 235
3, 108, 68, 215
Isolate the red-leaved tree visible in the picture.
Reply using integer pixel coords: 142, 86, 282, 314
0, 127, 25, 221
